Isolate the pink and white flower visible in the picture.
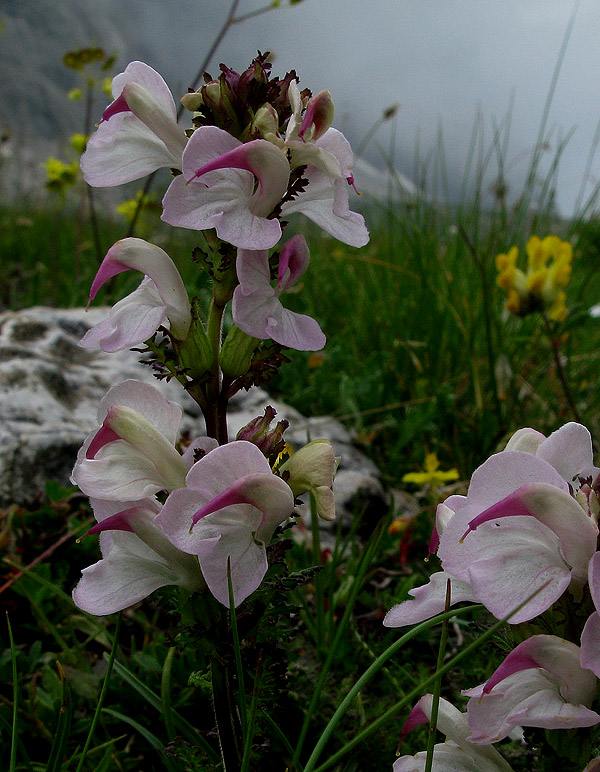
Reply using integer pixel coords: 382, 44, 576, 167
465, 635, 600, 743
73, 497, 204, 615
232, 235, 326, 351
81, 237, 191, 351
385, 422, 599, 627
280, 81, 369, 248
395, 694, 514, 772
156, 441, 294, 607
71, 380, 192, 501
161, 126, 289, 250
81, 61, 187, 186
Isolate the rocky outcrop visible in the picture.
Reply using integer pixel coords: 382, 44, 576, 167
0, 307, 389, 529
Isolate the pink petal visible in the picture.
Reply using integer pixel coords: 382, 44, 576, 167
80, 278, 168, 353
187, 137, 289, 218
277, 234, 310, 290
190, 472, 293, 531
383, 571, 476, 628
87, 239, 190, 339
82, 62, 185, 187
73, 531, 181, 615
195, 531, 268, 607
468, 670, 600, 742
581, 611, 600, 677
463, 483, 597, 582
81, 114, 181, 186
464, 451, 569, 512
110, 61, 177, 119
162, 173, 282, 250
536, 421, 596, 483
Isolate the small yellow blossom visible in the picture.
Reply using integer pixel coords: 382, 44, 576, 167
116, 190, 160, 224
402, 453, 459, 487
42, 157, 79, 193
69, 133, 88, 155
496, 235, 572, 320
388, 514, 412, 535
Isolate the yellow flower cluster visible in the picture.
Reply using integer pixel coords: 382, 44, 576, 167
496, 235, 572, 321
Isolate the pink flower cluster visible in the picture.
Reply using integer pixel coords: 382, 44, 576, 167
81, 59, 369, 353
71, 55, 348, 615
387, 422, 600, 767
71, 380, 337, 612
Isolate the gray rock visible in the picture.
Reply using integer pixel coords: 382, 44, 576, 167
0, 307, 387, 528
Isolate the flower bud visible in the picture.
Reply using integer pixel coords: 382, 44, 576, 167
278, 439, 339, 520
298, 90, 334, 141
251, 104, 284, 147
236, 406, 289, 459
177, 318, 214, 379
180, 91, 204, 111
201, 81, 222, 110
220, 325, 260, 378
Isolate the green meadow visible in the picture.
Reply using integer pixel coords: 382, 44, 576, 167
2, 92, 600, 770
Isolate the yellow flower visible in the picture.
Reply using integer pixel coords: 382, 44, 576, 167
69, 133, 88, 155
388, 514, 411, 535
495, 235, 572, 319
402, 453, 459, 487
42, 157, 79, 193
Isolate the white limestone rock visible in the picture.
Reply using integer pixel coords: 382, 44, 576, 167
0, 307, 388, 528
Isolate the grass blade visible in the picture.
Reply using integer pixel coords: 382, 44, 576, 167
6, 613, 18, 772
102, 708, 179, 772
292, 519, 386, 767
45, 662, 74, 772
307, 580, 552, 772
110, 658, 220, 763
228, 558, 247, 731
424, 580, 451, 772
160, 646, 176, 742
74, 612, 122, 772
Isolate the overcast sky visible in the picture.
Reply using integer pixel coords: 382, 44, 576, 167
4, 0, 600, 215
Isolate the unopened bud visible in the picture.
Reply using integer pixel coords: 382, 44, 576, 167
251, 104, 284, 146
299, 90, 334, 141
220, 325, 260, 378
236, 406, 289, 459
177, 319, 214, 379
201, 81, 224, 111
181, 91, 204, 111
278, 439, 339, 521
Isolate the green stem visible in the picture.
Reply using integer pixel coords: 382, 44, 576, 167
292, 522, 385, 768
75, 613, 122, 772
211, 654, 243, 772
541, 311, 582, 423
459, 223, 503, 429
307, 578, 549, 772
310, 495, 325, 653
424, 581, 451, 772
7, 614, 17, 772
228, 560, 247, 732
204, 292, 227, 442
240, 651, 264, 772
